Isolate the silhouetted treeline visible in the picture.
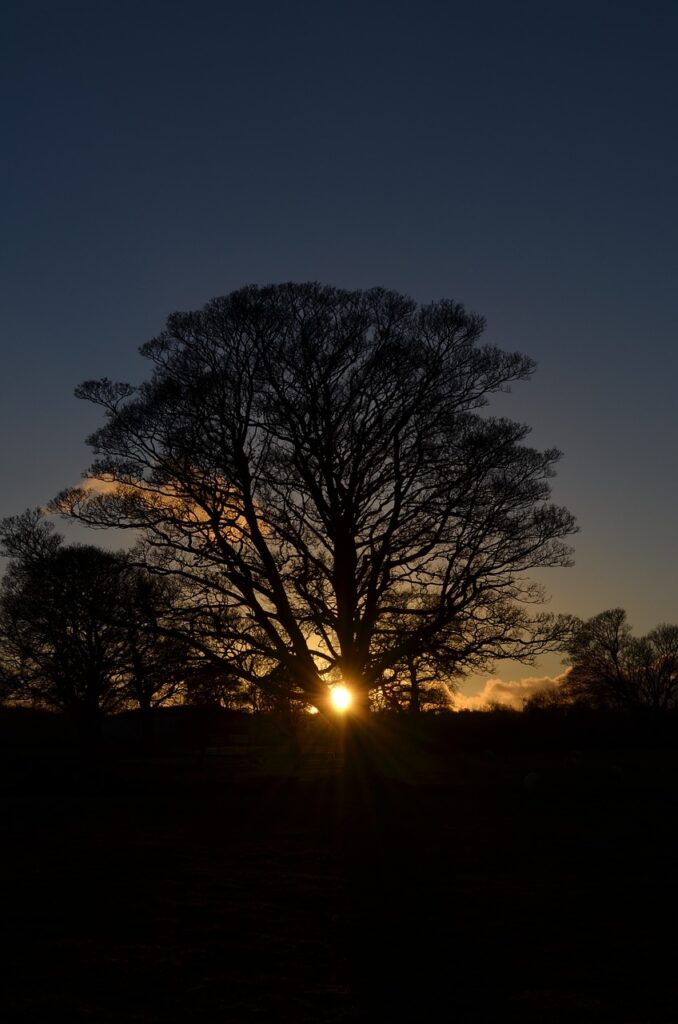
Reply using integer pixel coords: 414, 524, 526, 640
4, 517, 678, 744
0, 512, 196, 741
525, 608, 678, 714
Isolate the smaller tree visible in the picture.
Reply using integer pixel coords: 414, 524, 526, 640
562, 609, 633, 710
116, 567, 194, 740
0, 511, 194, 739
373, 593, 568, 714
555, 609, 678, 712
626, 624, 678, 712
0, 513, 128, 732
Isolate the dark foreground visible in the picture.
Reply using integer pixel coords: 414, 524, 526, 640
3, 713, 678, 1022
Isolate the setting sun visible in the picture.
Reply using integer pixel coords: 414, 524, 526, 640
330, 684, 352, 712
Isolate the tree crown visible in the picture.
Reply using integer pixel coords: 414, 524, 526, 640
54, 283, 576, 709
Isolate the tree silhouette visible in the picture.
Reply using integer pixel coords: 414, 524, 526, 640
561, 609, 678, 712
0, 512, 129, 732
0, 511, 191, 737
116, 568, 193, 742
53, 283, 576, 718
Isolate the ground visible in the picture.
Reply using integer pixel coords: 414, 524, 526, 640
2, 716, 678, 1022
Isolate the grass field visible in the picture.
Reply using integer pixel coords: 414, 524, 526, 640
3, 715, 678, 1022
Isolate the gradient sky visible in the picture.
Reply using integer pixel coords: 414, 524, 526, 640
2, 1, 677, 695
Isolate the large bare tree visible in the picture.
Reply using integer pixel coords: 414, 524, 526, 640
54, 283, 576, 715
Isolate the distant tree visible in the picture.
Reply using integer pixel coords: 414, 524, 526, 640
629, 624, 678, 712
375, 647, 457, 713
116, 568, 194, 741
369, 598, 461, 712
0, 512, 128, 733
181, 661, 247, 709
562, 609, 633, 710
0, 511, 192, 738
551, 609, 678, 713
53, 283, 576, 730
375, 660, 453, 714
181, 656, 301, 712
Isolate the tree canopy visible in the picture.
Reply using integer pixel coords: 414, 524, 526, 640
0, 511, 190, 727
559, 608, 678, 712
54, 283, 576, 713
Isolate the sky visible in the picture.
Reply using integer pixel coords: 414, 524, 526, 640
2, 0, 677, 699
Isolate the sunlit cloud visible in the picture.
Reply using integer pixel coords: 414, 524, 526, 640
81, 477, 120, 495
72, 475, 255, 536
454, 670, 571, 711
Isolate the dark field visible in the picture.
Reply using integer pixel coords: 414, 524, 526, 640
3, 711, 678, 1023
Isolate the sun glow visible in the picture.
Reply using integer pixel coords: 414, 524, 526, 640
330, 684, 352, 712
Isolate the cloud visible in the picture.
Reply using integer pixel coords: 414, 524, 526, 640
454, 670, 571, 711
81, 477, 120, 495
73, 476, 256, 536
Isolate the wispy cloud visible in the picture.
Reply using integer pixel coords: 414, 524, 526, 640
454, 671, 570, 711
81, 477, 120, 495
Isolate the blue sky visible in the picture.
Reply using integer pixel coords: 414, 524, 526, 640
2, 1, 677, 694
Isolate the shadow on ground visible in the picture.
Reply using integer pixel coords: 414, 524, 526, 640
2, 718, 678, 1022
